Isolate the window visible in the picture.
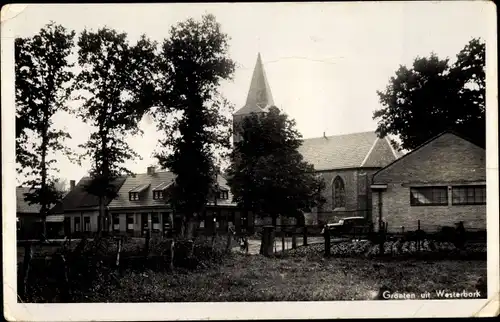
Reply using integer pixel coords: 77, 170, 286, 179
332, 176, 346, 209
113, 215, 120, 231
153, 190, 165, 200
126, 214, 134, 231
84, 217, 91, 232
74, 217, 81, 232
410, 187, 448, 206
129, 192, 139, 201
452, 185, 486, 205
152, 213, 160, 231
218, 190, 229, 199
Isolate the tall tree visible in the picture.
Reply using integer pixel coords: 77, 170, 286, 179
154, 14, 235, 239
15, 22, 76, 238
73, 28, 157, 235
374, 38, 485, 151
227, 107, 326, 227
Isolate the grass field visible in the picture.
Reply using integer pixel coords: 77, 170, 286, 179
83, 246, 487, 302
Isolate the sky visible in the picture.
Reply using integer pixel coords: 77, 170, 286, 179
3, 2, 495, 186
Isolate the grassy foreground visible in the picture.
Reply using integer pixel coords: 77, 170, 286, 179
84, 248, 487, 302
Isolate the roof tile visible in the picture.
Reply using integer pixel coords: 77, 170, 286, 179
298, 131, 398, 171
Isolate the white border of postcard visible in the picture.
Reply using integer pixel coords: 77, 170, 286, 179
2, 3, 499, 320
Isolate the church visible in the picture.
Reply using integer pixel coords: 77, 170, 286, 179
232, 54, 401, 226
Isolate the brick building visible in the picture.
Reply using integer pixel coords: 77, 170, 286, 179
232, 53, 400, 226
370, 131, 486, 233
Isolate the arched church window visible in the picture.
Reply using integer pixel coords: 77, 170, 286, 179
333, 176, 346, 209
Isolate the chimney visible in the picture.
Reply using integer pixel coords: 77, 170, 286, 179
147, 166, 156, 175
70, 180, 75, 190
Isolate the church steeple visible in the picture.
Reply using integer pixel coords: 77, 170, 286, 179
233, 53, 276, 144
234, 53, 275, 116
245, 53, 274, 109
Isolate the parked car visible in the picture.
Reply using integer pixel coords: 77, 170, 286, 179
321, 217, 369, 237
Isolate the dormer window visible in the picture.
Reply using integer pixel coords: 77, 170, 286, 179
152, 181, 173, 201
153, 191, 165, 200
129, 183, 150, 201
217, 189, 229, 200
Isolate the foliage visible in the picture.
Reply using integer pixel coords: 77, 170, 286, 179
153, 14, 236, 232
374, 38, 485, 151
73, 27, 157, 231
15, 22, 76, 235
227, 107, 326, 224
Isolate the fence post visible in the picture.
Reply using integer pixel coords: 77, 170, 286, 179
115, 237, 122, 268
20, 242, 33, 300
324, 226, 331, 257
144, 230, 150, 259
417, 220, 421, 252
303, 226, 308, 246
261, 225, 275, 257
292, 229, 297, 249
378, 222, 385, 256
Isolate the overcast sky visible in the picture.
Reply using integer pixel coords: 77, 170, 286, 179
4, 2, 494, 186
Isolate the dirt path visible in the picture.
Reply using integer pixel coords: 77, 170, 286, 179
233, 237, 324, 255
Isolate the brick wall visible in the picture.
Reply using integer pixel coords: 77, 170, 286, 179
315, 168, 379, 225
373, 133, 485, 184
373, 183, 486, 232
372, 133, 486, 233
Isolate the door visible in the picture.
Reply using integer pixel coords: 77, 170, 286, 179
141, 213, 149, 236
64, 217, 71, 236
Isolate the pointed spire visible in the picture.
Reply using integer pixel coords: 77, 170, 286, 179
234, 53, 275, 116
246, 53, 274, 108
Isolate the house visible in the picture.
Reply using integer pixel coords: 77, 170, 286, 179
17, 185, 70, 239
232, 53, 401, 226
370, 131, 486, 233
52, 167, 243, 237
51, 177, 127, 237
107, 167, 242, 237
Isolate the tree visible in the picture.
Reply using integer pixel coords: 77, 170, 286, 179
15, 22, 76, 238
374, 38, 485, 151
73, 27, 157, 235
153, 14, 235, 239
226, 106, 326, 227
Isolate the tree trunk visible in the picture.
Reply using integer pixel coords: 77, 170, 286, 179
40, 120, 49, 241
98, 196, 105, 237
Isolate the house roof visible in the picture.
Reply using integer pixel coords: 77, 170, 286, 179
298, 131, 400, 171
234, 53, 275, 116
51, 176, 127, 213
17, 187, 41, 214
371, 130, 485, 183
109, 170, 237, 210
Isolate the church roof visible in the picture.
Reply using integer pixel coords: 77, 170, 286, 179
234, 53, 275, 116
298, 131, 400, 171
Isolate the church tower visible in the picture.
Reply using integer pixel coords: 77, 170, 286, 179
233, 53, 276, 144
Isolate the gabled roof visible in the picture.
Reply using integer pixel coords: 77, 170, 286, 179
234, 53, 275, 116
51, 176, 127, 213
129, 183, 150, 193
298, 131, 400, 171
17, 187, 41, 214
371, 130, 485, 182
109, 171, 176, 209
207, 174, 237, 207
153, 181, 173, 191
109, 170, 237, 210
